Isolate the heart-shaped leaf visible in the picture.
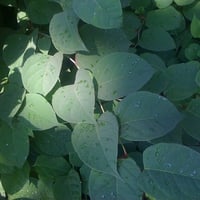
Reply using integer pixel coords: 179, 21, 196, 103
72, 112, 119, 176
52, 69, 95, 124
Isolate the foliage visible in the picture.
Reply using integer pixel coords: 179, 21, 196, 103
0, 0, 200, 200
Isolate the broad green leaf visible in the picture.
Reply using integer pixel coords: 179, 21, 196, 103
139, 27, 176, 51
115, 91, 182, 141
19, 93, 58, 130
1, 163, 29, 194
185, 43, 200, 60
146, 6, 184, 31
33, 126, 71, 156
0, 120, 29, 167
38, 36, 51, 54
53, 169, 81, 200
3, 33, 37, 69
27, 0, 61, 24
93, 52, 155, 100
154, 0, 173, 8
183, 1, 200, 21
22, 53, 63, 96
72, 112, 119, 176
164, 61, 200, 101
139, 143, 200, 200
174, 0, 195, 6
72, 0, 122, 29
34, 155, 71, 179
0, 69, 25, 124
8, 178, 40, 200
52, 69, 95, 124
49, 11, 87, 54
191, 15, 200, 38
89, 158, 142, 200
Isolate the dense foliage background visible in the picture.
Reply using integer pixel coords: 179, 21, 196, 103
0, 0, 200, 199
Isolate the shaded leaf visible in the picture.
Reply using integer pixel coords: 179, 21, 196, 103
191, 15, 200, 38
174, 0, 195, 6
139, 27, 176, 51
154, 0, 173, 8
72, 112, 119, 176
115, 91, 182, 141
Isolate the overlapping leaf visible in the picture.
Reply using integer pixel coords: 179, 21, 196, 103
19, 93, 59, 130
52, 69, 95, 124
93, 52, 155, 100
72, 112, 119, 176
89, 158, 142, 200
115, 91, 182, 141
139, 143, 200, 200
72, 0, 122, 29
22, 53, 63, 96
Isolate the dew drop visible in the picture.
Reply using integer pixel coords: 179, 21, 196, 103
165, 163, 172, 168
134, 101, 141, 108
5, 143, 8, 146
101, 194, 105, 199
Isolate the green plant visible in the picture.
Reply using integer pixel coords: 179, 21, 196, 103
0, 0, 200, 199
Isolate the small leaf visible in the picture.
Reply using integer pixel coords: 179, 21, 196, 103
139, 143, 200, 200
191, 15, 200, 38
174, 0, 195, 6
164, 61, 200, 101
72, 0, 122, 29
154, 0, 173, 8
22, 53, 63, 96
49, 11, 87, 54
139, 27, 176, 51
115, 91, 182, 141
52, 69, 95, 124
94, 52, 155, 100
19, 93, 58, 130
89, 158, 142, 200
53, 169, 81, 200
146, 6, 184, 31
72, 112, 119, 176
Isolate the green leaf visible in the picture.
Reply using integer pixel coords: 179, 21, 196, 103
154, 0, 173, 8
139, 143, 200, 200
93, 52, 155, 100
164, 61, 200, 101
72, 0, 122, 29
19, 93, 59, 130
115, 91, 182, 141
139, 27, 176, 51
38, 36, 52, 54
53, 169, 81, 200
49, 11, 87, 54
72, 112, 119, 176
0, 69, 25, 124
191, 15, 200, 38
0, 120, 29, 167
3, 33, 37, 69
146, 6, 184, 31
52, 69, 95, 124
185, 43, 200, 60
27, 0, 61, 24
187, 99, 200, 118
34, 155, 71, 179
22, 53, 63, 96
33, 126, 72, 156
174, 0, 195, 6
1, 163, 29, 195
89, 158, 142, 200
